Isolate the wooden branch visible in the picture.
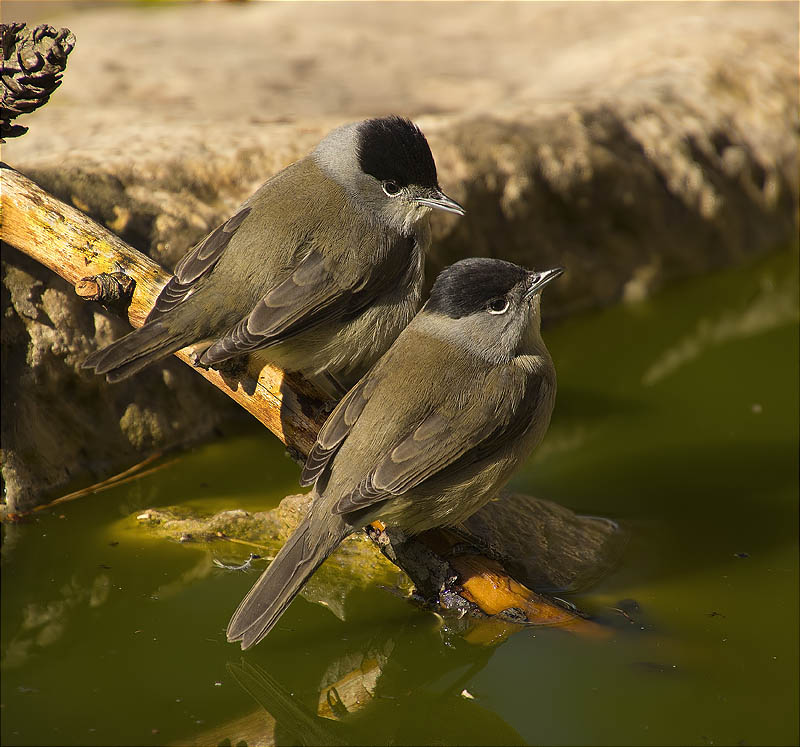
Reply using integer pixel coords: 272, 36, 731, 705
1, 162, 610, 637
0, 162, 327, 455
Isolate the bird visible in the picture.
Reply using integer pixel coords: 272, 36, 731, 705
227, 257, 564, 649
82, 115, 464, 395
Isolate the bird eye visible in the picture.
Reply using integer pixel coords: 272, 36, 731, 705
487, 297, 509, 314
382, 181, 401, 197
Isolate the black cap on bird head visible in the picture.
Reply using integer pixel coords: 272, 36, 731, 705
356, 116, 439, 190
426, 258, 529, 319
426, 258, 564, 319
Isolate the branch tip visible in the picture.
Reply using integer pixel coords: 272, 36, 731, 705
76, 271, 135, 306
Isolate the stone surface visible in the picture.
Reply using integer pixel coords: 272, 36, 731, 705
1, 245, 237, 511
1, 1, 797, 510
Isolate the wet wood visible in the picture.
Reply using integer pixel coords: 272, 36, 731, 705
370, 521, 610, 638
452, 555, 609, 640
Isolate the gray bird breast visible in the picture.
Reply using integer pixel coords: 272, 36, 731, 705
317, 327, 557, 535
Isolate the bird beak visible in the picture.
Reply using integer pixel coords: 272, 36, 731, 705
525, 267, 565, 299
416, 190, 466, 216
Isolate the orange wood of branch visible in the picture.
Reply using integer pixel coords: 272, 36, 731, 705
0, 162, 326, 455
372, 522, 609, 640
452, 554, 610, 641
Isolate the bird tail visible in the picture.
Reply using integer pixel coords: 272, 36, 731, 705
82, 322, 189, 383
227, 507, 351, 650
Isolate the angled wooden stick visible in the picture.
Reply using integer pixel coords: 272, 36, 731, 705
0, 162, 326, 454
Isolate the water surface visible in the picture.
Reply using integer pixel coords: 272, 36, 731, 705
2, 248, 798, 746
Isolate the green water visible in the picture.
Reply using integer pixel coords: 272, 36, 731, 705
2, 248, 798, 746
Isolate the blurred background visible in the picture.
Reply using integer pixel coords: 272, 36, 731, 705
1, 2, 798, 745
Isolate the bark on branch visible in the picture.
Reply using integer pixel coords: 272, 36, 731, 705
1, 162, 327, 453
1, 162, 612, 637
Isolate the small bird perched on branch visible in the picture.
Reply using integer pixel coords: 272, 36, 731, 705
227, 258, 564, 649
83, 116, 464, 394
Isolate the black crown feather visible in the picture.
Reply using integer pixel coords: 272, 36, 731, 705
356, 115, 438, 189
427, 258, 529, 319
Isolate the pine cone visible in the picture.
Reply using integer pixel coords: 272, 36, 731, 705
1, 22, 76, 140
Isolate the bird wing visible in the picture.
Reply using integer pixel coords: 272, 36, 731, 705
199, 238, 410, 365
304, 360, 544, 516
146, 207, 252, 322
300, 371, 382, 486
333, 405, 500, 516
